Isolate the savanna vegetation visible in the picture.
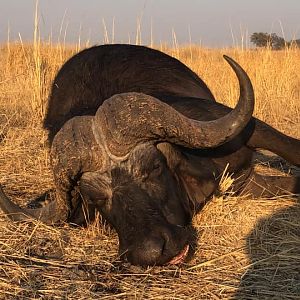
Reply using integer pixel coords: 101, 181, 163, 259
0, 38, 299, 299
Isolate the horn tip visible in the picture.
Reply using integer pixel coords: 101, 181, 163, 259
223, 55, 235, 65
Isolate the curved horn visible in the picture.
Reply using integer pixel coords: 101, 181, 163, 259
0, 186, 64, 224
94, 55, 254, 157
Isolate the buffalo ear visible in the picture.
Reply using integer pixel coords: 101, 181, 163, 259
79, 172, 111, 208
157, 143, 218, 213
176, 154, 218, 212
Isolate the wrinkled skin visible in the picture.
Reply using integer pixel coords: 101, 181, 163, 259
51, 96, 299, 266
0, 45, 299, 267
80, 144, 191, 265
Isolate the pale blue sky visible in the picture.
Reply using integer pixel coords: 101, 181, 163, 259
0, 0, 299, 47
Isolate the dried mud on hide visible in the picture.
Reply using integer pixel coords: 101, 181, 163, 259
0, 44, 299, 299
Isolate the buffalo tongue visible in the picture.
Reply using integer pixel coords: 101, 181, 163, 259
168, 244, 189, 265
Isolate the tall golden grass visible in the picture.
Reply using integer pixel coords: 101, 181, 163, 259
0, 39, 299, 298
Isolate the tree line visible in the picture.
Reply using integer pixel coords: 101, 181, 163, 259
250, 32, 300, 50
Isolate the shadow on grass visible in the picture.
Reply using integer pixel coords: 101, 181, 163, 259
234, 196, 300, 299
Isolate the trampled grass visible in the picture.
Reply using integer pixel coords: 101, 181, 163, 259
0, 42, 299, 299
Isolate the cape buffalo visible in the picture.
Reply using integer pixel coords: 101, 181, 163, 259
44, 44, 216, 143
0, 44, 299, 266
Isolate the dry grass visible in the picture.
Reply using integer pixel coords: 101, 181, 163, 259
0, 41, 299, 299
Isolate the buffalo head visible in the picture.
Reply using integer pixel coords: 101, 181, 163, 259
0, 56, 254, 265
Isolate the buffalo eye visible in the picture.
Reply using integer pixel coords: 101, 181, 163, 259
150, 160, 163, 177
93, 197, 109, 207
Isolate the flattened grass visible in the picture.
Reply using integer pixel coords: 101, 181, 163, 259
0, 43, 299, 299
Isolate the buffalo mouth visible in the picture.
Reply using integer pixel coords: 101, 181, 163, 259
167, 244, 190, 265
118, 224, 194, 266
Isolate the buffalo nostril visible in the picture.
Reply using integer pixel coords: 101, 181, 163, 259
122, 227, 189, 266
142, 237, 166, 260
125, 236, 166, 266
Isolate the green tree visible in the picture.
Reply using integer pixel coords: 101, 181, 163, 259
250, 32, 286, 50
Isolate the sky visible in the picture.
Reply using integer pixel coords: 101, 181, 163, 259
0, 0, 299, 47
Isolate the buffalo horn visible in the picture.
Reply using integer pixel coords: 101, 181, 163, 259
94, 55, 254, 157
0, 186, 67, 224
